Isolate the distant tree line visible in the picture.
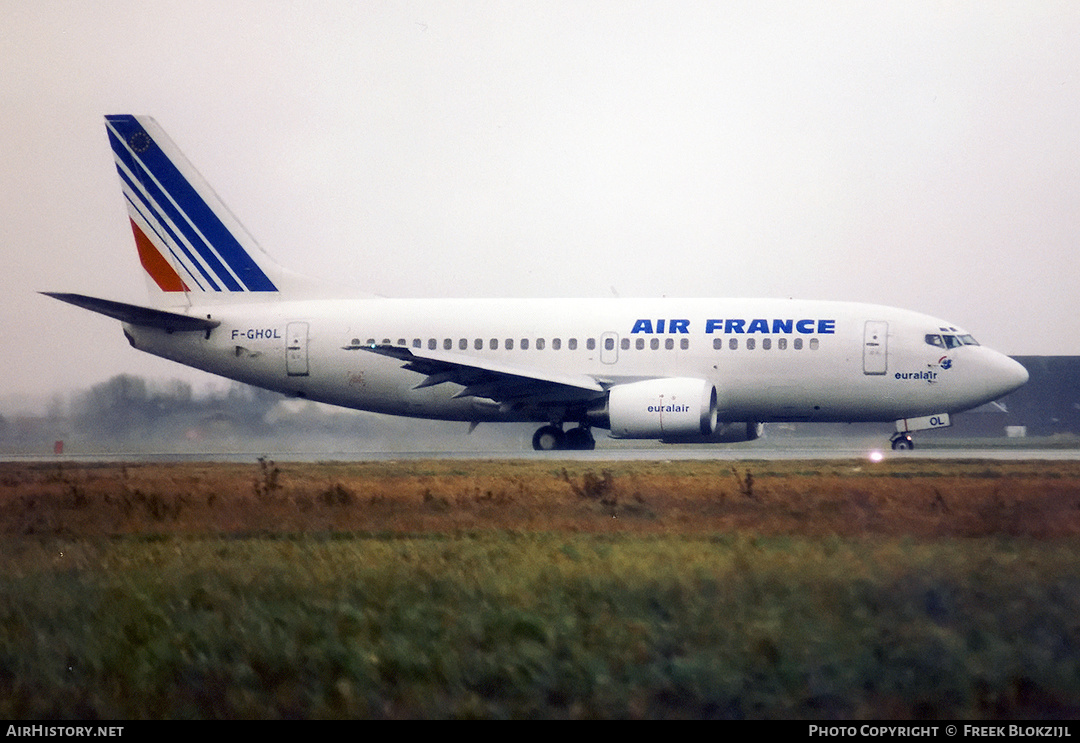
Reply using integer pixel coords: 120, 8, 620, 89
1, 374, 377, 451
68, 374, 285, 441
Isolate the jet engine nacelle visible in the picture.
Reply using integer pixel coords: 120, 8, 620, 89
607, 377, 718, 439
661, 420, 764, 444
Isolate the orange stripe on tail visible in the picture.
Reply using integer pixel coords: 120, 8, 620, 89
130, 220, 189, 292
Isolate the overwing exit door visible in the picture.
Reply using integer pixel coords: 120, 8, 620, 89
286, 322, 309, 376
863, 320, 888, 375
600, 332, 619, 364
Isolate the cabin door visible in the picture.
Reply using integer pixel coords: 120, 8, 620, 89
286, 322, 310, 377
863, 320, 888, 375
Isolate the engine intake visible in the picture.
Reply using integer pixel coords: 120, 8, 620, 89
606, 378, 718, 439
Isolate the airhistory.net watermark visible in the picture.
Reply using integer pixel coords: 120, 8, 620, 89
6, 727, 122, 738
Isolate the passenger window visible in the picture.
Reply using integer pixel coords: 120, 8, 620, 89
746, 338, 756, 350
810, 338, 819, 350
621, 338, 630, 350
729, 338, 738, 350
521, 339, 530, 350
603, 338, 613, 351
428, 338, 437, 350
490, 338, 498, 350
397, 338, 406, 346
459, 338, 468, 351
680, 338, 689, 350
505, 339, 514, 350
569, 338, 578, 350
588, 338, 597, 351
794, 338, 803, 350
552, 338, 561, 350
651, 338, 660, 350
474, 338, 483, 350
444, 338, 453, 350
665, 338, 674, 350
537, 338, 545, 350
413, 339, 421, 348
636, 338, 645, 350
778, 338, 787, 350
762, 338, 771, 350
713, 338, 723, 350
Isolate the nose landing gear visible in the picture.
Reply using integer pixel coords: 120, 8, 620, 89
890, 413, 950, 451
890, 432, 915, 450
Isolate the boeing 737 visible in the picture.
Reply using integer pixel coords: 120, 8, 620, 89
45, 116, 1029, 451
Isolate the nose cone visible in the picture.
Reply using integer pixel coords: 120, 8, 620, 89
1005, 356, 1029, 391
956, 349, 1029, 411
990, 354, 1029, 399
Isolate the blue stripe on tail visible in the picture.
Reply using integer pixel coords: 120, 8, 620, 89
106, 115, 277, 292
118, 168, 219, 291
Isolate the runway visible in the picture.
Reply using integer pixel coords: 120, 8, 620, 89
4, 441, 1079, 463
266, 447, 1080, 463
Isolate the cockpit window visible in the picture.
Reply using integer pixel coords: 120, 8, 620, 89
928, 334, 980, 349
927, 332, 980, 348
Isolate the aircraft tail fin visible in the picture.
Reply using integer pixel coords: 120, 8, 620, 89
105, 115, 312, 306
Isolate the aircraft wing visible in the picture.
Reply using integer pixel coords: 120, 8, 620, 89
354, 343, 607, 406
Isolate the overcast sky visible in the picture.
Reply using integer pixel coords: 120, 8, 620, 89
4, 1, 1080, 406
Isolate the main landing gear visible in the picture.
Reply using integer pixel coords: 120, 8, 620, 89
532, 425, 596, 451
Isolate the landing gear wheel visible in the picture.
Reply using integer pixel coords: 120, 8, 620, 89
563, 426, 596, 451
532, 425, 565, 451
891, 434, 914, 451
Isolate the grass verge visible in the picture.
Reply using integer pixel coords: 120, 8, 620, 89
2, 531, 1079, 719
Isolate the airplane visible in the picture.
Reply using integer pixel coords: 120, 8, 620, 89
45, 115, 1029, 452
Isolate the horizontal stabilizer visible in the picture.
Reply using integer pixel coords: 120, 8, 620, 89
42, 292, 220, 332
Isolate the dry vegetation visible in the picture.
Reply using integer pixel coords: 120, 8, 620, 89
4, 457, 1080, 718
2, 457, 1079, 538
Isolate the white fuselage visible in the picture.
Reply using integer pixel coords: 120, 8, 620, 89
122, 297, 1028, 429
